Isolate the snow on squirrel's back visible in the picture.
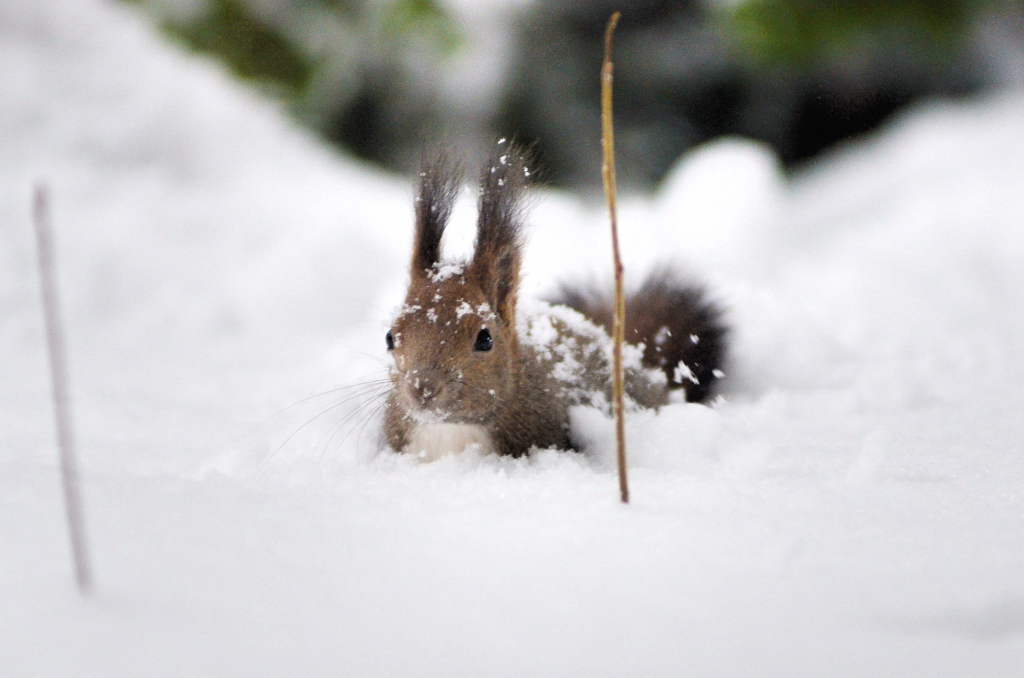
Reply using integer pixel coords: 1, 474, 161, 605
518, 298, 665, 411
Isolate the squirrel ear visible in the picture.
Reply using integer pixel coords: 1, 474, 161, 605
484, 244, 521, 327
470, 144, 527, 325
412, 151, 461, 277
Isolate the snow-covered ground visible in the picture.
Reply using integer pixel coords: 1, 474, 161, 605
2, 1, 1023, 675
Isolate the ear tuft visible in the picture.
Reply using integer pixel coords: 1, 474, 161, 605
470, 143, 530, 325
412, 151, 462, 276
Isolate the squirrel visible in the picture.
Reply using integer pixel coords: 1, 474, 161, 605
382, 145, 727, 461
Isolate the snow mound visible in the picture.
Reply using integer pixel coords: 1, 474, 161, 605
3, 1, 1024, 676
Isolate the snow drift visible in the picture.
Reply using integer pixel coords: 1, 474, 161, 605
2, 1, 1023, 676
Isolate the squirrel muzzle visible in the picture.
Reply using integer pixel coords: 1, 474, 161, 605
397, 367, 466, 422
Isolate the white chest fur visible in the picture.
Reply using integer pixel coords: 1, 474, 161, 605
404, 423, 495, 462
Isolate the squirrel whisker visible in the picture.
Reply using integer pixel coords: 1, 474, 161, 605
261, 383, 391, 468
317, 391, 391, 463
245, 375, 390, 441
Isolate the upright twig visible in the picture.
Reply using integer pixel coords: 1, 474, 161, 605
33, 184, 93, 593
601, 11, 629, 504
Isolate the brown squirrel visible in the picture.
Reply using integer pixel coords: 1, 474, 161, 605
382, 145, 726, 460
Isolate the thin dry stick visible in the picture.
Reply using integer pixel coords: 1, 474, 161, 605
33, 184, 93, 593
601, 11, 629, 504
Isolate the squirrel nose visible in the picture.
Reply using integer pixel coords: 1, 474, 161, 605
405, 370, 442, 407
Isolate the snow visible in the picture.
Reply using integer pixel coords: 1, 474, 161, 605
426, 261, 466, 283
2, 0, 1024, 675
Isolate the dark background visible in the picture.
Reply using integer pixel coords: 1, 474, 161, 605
125, 0, 1024, 191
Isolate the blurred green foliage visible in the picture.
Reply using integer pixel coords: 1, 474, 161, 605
130, 0, 460, 106
380, 0, 461, 55
730, 0, 983, 66
161, 0, 314, 97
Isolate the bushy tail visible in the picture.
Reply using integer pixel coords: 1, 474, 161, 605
551, 267, 727, 403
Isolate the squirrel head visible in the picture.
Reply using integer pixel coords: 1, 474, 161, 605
387, 145, 528, 424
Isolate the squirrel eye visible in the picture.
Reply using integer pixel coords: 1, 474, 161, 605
473, 328, 493, 352
386, 330, 395, 351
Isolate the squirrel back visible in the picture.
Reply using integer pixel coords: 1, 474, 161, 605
550, 268, 727, 404
383, 145, 727, 460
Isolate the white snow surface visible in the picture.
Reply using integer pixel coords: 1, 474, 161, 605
3, 1, 1024, 676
